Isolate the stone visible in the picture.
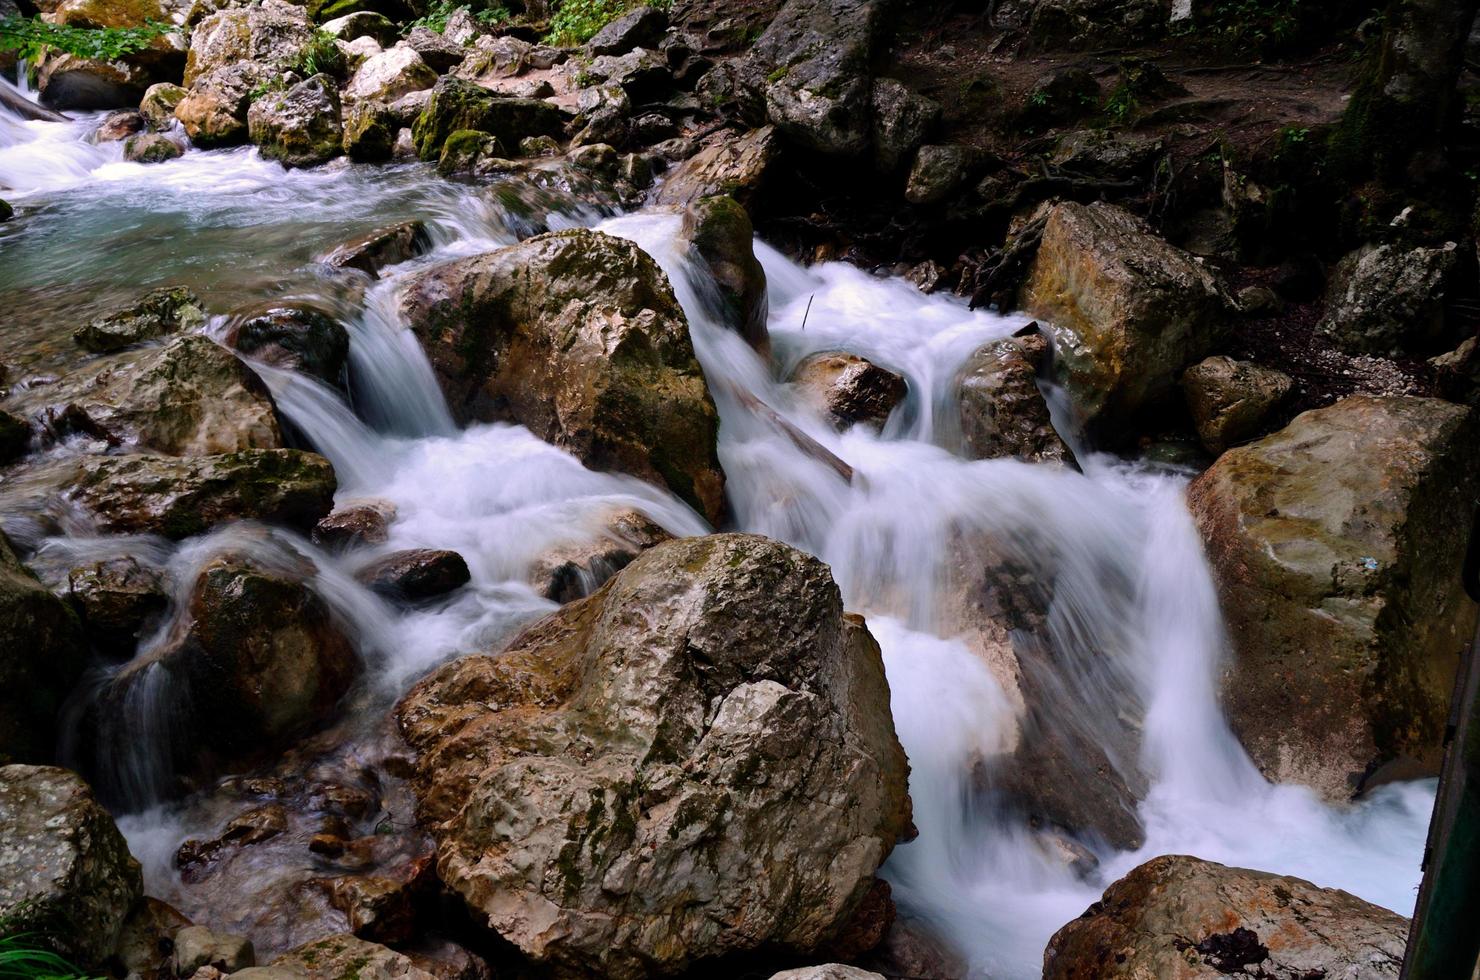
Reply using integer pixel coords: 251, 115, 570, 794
354, 549, 470, 602
1049, 129, 1163, 180
123, 132, 185, 162
73, 285, 205, 353
71, 450, 337, 539
320, 220, 431, 277
452, 34, 531, 82
66, 556, 168, 656
527, 506, 673, 603
343, 45, 439, 104
0, 535, 87, 764
94, 109, 144, 142
335, 34, 382, 71
904, 144, 973, 205
403, 26, 465, 73
341, 99, 398, 161
679, 195, 769, 355
396, 534, 911, 979
173, 925, 256, 974
569, 140, 617, 173
1025, 66, 1099, 126
1042, 855, 1408, 978
1180, 355, 1292, 454
586, 47, 671, 102
174, 64, 267, 148
1317, 242, 1463, 357
325, 874, 417, 943
1188, 395, 1480, 800
1432, 335, 1480, 406
248, 74, 343, 168
223, 304, 350, 387
272, 934, 435, 980
654, 124, 779, 208
589, 5, 668, 55
0, 409, 28, 462
436, 129, 512, 177
1021, 201, 1230, 440
321, 10, 398, 45
957, 331, 1073, 463
399, 229, 725, 523
411, 77, 568, 161
312, 500, 396, 549
183, 3, 316, 87
113, 897, 191, 979
770, 968, 885, 980
792, 352, 906, 431
870, 77, 940, 173
139, 82, 187, 130
0, 765, 142, 965
37, 52, 153, 111
0, 199, 11, 222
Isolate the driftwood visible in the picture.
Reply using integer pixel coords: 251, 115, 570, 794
722, 381, 855, 484
0, 82, 69, 123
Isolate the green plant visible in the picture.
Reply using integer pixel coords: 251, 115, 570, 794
1102, 83, 1138, 125
545, 0, 669, 47
406, 0, 511, 35
291, 29, 342, 78
1186, 0, 1303, 52
0, 933, 94, 980
0, 15, 171, 63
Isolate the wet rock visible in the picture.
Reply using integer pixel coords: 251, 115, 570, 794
753, 0, 883, 156
0, 534, 86, 764
123, 132, 185, 163
770, 968, 884, 980
343, 45, 439, 104
436, 129, 512, 177
341, 99, 398, 161
590, 5, 668, 55
905, 144, 973, 204
1042, 855, 1408, 978
1317, 242, 1464, 357
1180, 355, 1292, 454
248, 74, 343, 168
313, 501, 395, 550
679, 194, 769, 354
1025, 66, 1099, 126
173, 925, 256, 974
0, 198, 11, 222
396, 534, 911, 978
66, 556, 168, 656
74, 285, 205, 353
411, 77, 567, 161
113, 897, 191, 979
94, 109, 144, 142
403, 27, 465, 73
0, 765, 142, 965
870, 78, 940, 173
528, 506, 673, 603
655, 124, 779, 207
139, 82, 187, 130
354, 549, 470, 603
792, 352, 906, 431
176, 803, 289, 877
224, 304, 350, 387
325, 874, 418, 943
1021, 201, 1230, 440
957, 332, 1073, 463
860, 918, 969, 980
174, 64, 264, 149
0, 409, 29, 463
1188, 395, 1480, 800
72, 449, 337, 539
320, 221, 430, 279
272, 934, 435, 980
399, 229, 726, 523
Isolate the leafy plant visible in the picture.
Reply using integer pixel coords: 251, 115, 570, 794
546, 0, 669, 47
406, 0, 511, 35
1102, 83, 1138, 125
0, 933, 93, 980
0, 15, 171, 63
290, 29, 343, 78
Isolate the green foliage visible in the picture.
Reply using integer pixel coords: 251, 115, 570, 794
1171, 0, 1304, 53
0, 15, 171, 63
546, 0, 669, 47
406, 0, 511, 35
1102, 83, 1138, 125
0, 933, 93, 980
290, 29, 343, 78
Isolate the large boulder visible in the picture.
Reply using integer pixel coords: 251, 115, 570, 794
174, 63, 275, 148
1043, 855, 1408, 978
183, 2, 316, 87
71, 450, 337, 539
1020, 201, 1230, 440
272, 934, 435, 980
752, 0, 884, 156
247, 74, 343, 168
1188, 395, 1480, 800
36, 0, 184, 110
678, 195, 769, 355
870, 78, 940, 173
1317, 242, 1464, 357
956, 331, 1073, 464
589, 5, 668, 55
655, 125, 779, 208
0, 533, 87, 764
399, 229, 725, 523
0, 765, 143, 966
342, 44, 438, 104
396, 534, 911, 978
411, 76, 567, 162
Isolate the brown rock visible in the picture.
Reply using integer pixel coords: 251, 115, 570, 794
312, 499, 396, 549
792, 351, 906, 431
655, 125, 779, 208
354, 549, 470, 603
957, 331, 1074, 463
527, 506, 672, 603
319, 220, 431, 278
1180, 355, 1292, 454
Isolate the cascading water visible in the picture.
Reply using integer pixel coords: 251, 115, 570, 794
0, 87, 1437, 978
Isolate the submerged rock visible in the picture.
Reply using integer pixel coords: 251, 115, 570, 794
679, 195, 769, 355
1317, 242, 1463, 357
1180, 355, 1292, 454
527, 506, 673, 603
248, 74, 344, 169
224, 303, 350, 388
399, 229, 725, 523
792, 351, 906, 431
1043, 855, 1407, 978
1189, 395, 1479, 800
73, 285, 205, 353
956, 331, 1073, 464
0, 533, 87, 764
397, 534, 911, 978
320, 220, 430, 278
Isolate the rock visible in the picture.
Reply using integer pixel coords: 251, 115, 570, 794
1317, 242, 1463, 357
770, 968, 885, 980
396, 534, 911, 978
175, 63, 272, 148
312, 499, 396, 549
174, 802, 293, 877
0, 409, 29, 463
1042, 855, 1408, 979
436, 129, 512, 177
860, 918, 969, 980
184, 4, 315, 87
223, 304, 350, 387
113, 897, 191, 979
957, 332, 1073, 463
904, 144, 973, 205
654, 124, 779, 208
123, 132, 185, 162
72, 450, 337, 539
139, 82, 187, 130
0, 765, 143, 965
442, 6, 484, 46
792, 352, 906, 431
519, 134, 560, 156
1016, 0, 1169, 50
325, 874, 418, 943
399, 229, 725, 523
1188, 395, 1480, 800
36, 52, 153, 111
66, 556, 168, 656
320, 220, 430, 277
341, 99, 398, 161
94, 109, 144, 142
1236, 284, 1282, 316
1049, 129, 1163, 180
173, 926, 256, 974
403, 27, 465, 73
272, 934, 435, 980
336, 34, 382, 71
528, 506, 673, 603
354, 549, 470, 602
0, 534, 87, 764
589, 5, 668, 55
1020, 201, 1230, 439
679, 195, 769, 353
1432, 335, 1480, 406
73, 285, 205, 353
343, 45, 439, 104
1180, 355, 1292, 453
452, 34, 531, 83
586, 47, 672, 102
870, 78, 940, 173
321, 10, 398, 45
1025, 66, 1099, 125
411, 77, 567, 161
248, 74, 343, 168
0, 198, 11, 222
753, 0, 883, 156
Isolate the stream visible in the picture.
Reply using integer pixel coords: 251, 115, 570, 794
0, 74, 1437, 978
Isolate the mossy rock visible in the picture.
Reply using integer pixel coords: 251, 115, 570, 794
307, 0, 413, 24
412, 76, 567, 162
1, 534, 88, 764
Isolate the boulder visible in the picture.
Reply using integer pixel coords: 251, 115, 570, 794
403, 27, 465, 73
342, 45, 438, 105
272, 934, 435, 980
654, 124, 779, 208
336, 34, 383, 72
1020, 201, 1229, 440
753, 0, 883, 156
870, 78, 940, 173
94, 109, 144, 142
527, 506, 673, 603
1042, 855, 1408, 979
452, 34, 532, 83
312, 499, 396, 549
36, 52, 153, 111
0, 534, 87, 764
71, 450, 337, 539
905, 144, 973, 205
436, 129, 513, 177
679, 195, 769, 354
114, 898, 192, 979
957, 331, 1073, 463
66, 556, 168, 656
771, 969, 884, 980
396, 534, 912, 978
586, 47, 671, 102
1050, 129, 1163, 181
73, 285, 204, 353
223, 304, 350, 387
341, 99, 398, 161
1015, 0, 1170, 50
589, 5, 668, 55
123, 132, 185, 162
175, 63, 270, 148
1180, 355, 1292, 454
1024, 66, 1099, 126
411, 77, 567, 162
320, 220, 430, 277
173, 925, 256, 974
247, 74, 343, 168
1317, 242, 1463, 357
183, 3, 316, 87
0, 766, 143, 965
354, 548, 470, 602
1188, 395, 1480, 800
139, 82, 187, 130
792, 352, 906, 431
321, 10, 398, 45
399, 229, 725, 523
